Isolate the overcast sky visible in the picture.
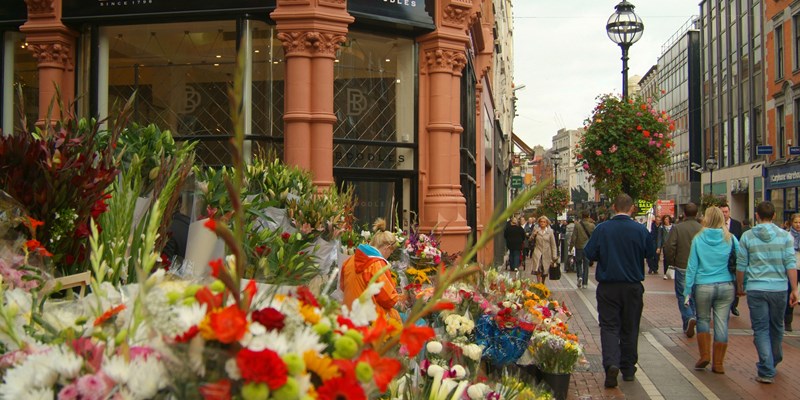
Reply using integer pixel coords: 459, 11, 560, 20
512, 0, 701, 149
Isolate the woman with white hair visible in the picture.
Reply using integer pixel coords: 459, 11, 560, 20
531, 216, 559, 284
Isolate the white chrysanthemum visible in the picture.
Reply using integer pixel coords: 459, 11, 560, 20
463, 344, 483, 361
245, 329, 290, 354
426, 341, 443, 354
22, 387, 54, 400
25, 352, 58, 388
103, 355, 131, 383
127, 357, 167, 399
289, 326, 327, 355
174, 302, 208, 332
188, 335, 206, 376
467, 383, 489, 399
0, 361, 35, 399
225, 358, 241, 380
51, 346, 83, 379
295, 373, 312, 397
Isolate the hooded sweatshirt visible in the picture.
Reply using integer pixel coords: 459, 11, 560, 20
341, 244, 400, 322
736, 222, 796, 292
683, 228, 737, 298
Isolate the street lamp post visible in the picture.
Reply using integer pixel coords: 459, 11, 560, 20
706, 157, 718, 196
552, 155, 562, 186
606, 1, 644, 101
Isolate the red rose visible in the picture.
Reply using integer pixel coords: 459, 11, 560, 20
296, 286, 320, 307
251, 307, 285, 331
281, 232, 291, 242
236, 348, 288, 390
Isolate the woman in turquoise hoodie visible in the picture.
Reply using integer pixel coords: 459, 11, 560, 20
684, 207, 738, 373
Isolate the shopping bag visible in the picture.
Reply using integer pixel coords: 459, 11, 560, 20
548, 262, 561, 280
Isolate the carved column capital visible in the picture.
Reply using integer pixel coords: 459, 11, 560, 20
442, 1, 474, 30
423, 48, 468, 74
25, 0, 55, 17
318, 0, 346, 6
277, 31, 347, 57
27, 42, 72, 68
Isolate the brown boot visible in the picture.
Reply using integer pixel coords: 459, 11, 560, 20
712, 342, 727, 374
694, 332, 711, 370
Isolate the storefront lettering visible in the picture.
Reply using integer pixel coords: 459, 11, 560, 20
770, 171, 800, 183
335, 150, 406, 164
99, 0, 154, 6
347, 89, 367, 116
382, 0, 418, 6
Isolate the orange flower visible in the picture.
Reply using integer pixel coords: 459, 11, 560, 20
400, 325, 434, 357
24, 239, 41, 251
363, 315, 397, 344
208, 258, 224, 278
94, 304, 126, 327
204, 218, 217, 232
358, 349, 401, 392
209, 305, 248, 343
26, 217, 44, 229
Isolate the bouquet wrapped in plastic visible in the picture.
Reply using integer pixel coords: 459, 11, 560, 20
475, 314, 533, 367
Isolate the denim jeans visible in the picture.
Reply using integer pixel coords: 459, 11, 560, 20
673, 269, 696, 330
575, 249, 589, 284
509, 249, 521, 270
747, 290, 788, 378
693, 282, 734, 342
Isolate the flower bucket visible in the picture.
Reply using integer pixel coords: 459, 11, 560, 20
184, 218, 225, 277
541, 371, 571, 400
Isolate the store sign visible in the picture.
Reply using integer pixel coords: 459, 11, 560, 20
63, 0, 275, 20
333, 143, 413, 171
636, 199, 653, 216
511, 175, 523, 189
756, 145, 774, 155
348, 0, 434, 29
790, 146, 800, 156
655, 200, 675, 217
765, 162, 800, 190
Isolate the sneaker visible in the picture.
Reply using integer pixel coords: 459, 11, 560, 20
756, 376, 774, 384
685, 318, 696, 338
604, 366, 620, 388
577, 278, 582, 288
622, 367, 637, 382
663, 274, 669, 280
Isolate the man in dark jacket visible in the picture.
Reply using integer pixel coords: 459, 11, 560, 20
570, 210, 595, 288
585, 194, 655, 388
664, 202, 703, 337
647, 217, 661, 274
721, 203, 743, 316
504, 218, 527, 271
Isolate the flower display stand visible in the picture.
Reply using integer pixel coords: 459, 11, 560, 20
541, 371, 571, 400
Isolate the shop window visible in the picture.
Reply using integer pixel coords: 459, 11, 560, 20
776, 24, 785, 80
101, 20, 283, 166
778, 105, 785, 158
332, 32, 415, 171
2, 31, 38, 134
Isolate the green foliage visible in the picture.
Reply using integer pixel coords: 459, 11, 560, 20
288, 185, 356, 241
578, 94, 674, 201
701, 193, 724, 212
116, 123, 178, 194
537, 187, 570, 219
246, 154, 315, 208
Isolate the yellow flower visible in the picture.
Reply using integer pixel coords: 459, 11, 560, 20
198, 315, 216, 340
299, 304, 321, 324
304, 351, 339, 381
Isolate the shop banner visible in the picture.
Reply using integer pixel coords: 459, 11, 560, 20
766, 162, 800, 190
348, 0, 434, 29
655, 200, 675, 217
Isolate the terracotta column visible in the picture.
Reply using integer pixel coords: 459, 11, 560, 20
20, 0, 77, 126
474, 3, 495, 264
271, 0, 352, 190
418, 1, 478, 254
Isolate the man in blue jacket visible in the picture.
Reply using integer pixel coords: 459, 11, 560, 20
585, 193, 655, 388
736, 201, 798, 384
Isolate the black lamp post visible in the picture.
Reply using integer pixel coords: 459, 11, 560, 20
552, 154, 562, 186
706, 157, 718, 196
606, 1, 644, 100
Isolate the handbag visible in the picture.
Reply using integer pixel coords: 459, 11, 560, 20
727, 241, 737, 274
548, 262, 561, 280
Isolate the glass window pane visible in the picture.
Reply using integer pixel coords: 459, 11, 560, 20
3, 32, 38, 134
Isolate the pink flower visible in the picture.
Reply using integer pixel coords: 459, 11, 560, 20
606, 168, 612, 174
642, 172, 647, 177
77, 372, 113, 399
609, 144, 618, 153
656, 142, 662, 148
58, 384, 79, 400
582, 163, 589, 170
649, 140, 656, 146
129, 346, 156, 360
595, 150, 602, 156
658, 117, 664, 123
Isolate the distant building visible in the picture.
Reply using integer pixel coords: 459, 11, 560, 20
550, 128, 592, 212
656, 17, 703, 211
700, 0, 766, 223
638, 65, 659, 102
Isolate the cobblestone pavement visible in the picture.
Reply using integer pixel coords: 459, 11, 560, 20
518, 257, 800, 399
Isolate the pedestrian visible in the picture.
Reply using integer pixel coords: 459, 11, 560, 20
531, 216, 558, 284
742, 219, 752, 233
563, 217, 575, 272
658, 215, 673, 279
503, 217, 526, 272
523, 217, 536, 261
736, 201, 799, 383
647, 216, 661, 275
682, 206, 737, 372
570, 210, 595, 288
785, 213, 800, 332
720, 203, 743, 316
584, 194, 655, 388
340, 218, 400, 323
664, 202, 703, 338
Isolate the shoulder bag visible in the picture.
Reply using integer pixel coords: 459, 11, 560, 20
548, 261, 561, 280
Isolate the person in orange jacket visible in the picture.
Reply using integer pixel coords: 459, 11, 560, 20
341, 218, 401, 322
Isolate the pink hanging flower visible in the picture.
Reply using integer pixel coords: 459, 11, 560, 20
609, 144, 618, 153
582, 163, 589, 170
649, 140, 656, 146
605, 168, 612, 174
595, 150, 603, 156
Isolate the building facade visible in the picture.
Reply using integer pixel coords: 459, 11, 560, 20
700, 0, 766, 222
657, 18, 703, 211
764, 0, 800, 223
549, 127, 592, 213
638, 64, 659, 102
0, 0, 507, 262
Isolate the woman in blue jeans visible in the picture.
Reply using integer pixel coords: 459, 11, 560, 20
684, 207, 738, 373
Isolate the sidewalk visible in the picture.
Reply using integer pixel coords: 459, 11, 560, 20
528, 258, 800, 400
